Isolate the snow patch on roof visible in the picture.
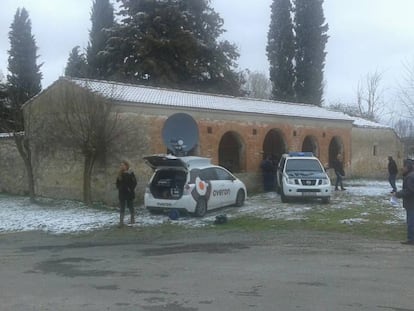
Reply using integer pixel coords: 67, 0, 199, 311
66, 77, 353, 122
352, 117, 391, 129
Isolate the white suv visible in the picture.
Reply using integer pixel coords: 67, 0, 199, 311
144, 154, 247, 217
276, 152, 331, 204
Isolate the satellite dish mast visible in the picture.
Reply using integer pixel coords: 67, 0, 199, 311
162, 113, 199, 156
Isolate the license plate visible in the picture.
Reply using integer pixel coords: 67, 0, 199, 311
302, 192, 317, 196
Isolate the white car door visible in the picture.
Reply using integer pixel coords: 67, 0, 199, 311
212, 167, 237, 206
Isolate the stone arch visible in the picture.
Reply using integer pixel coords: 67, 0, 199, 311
302, 135, 319, 157
329, 136, 344, 167
218, 131, 245, 173
262, 129, 288, 165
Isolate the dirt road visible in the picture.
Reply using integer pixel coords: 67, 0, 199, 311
1, 228, 413, 311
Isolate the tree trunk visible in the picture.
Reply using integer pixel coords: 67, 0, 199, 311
83, 153, 96, 205
14, 134, 35, 202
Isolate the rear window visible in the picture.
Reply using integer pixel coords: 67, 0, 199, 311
285, 159, 323, 172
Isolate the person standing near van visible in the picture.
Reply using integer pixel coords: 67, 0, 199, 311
116, 160, 137, 227
333, 154, 346, 191
388, 156, 398, 193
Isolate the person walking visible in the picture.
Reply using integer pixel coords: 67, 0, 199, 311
388, 156, 398, 193
116, 160, 137, 227
394, 159, 414, 245
332, 154, 346, 191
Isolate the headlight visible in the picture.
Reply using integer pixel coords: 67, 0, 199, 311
285, 177, 296, 185
321, 179, 329, 185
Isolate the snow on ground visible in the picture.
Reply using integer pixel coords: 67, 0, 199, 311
0, 180, 407, 235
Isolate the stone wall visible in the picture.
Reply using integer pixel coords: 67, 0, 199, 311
0, 137, 28, 195
351, 127, 404, 178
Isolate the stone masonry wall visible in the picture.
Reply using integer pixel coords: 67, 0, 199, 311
351, 127, 404, 179
0, 137, 28, 195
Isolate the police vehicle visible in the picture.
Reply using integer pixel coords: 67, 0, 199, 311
276, 152, 331, 203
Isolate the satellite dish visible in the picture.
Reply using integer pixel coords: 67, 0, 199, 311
162, 113, 199, 156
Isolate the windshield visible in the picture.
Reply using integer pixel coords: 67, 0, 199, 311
285, 159, 323, 172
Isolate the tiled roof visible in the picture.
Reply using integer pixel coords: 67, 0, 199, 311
67, 77, 354, 122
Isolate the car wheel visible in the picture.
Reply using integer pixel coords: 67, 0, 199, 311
322, 196, 330, 204
280, 187, 289, 203
194, 199, 207, 217
235, 189, 245, 207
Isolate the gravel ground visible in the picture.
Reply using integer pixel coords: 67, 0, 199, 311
1, 180, 413, 311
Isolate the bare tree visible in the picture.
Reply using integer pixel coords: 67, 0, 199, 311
49, 83, 131, 204
243, 70, 272, 100
0, 101, 37, 202
356, 71, 385, 121
392, 118, 414, 138
399, 60, 414, 116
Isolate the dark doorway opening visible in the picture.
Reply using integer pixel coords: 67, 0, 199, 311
218, 131, 245, 173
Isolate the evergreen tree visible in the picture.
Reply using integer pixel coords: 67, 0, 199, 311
65, 46, 88, 78
7, 7, 42, 201
0, 78, 11, 131
267, 0, 295, 102
294, 0, 328, 106
86, 0, 115, 79
7, 7, 42, 130
105, 0, 242, 96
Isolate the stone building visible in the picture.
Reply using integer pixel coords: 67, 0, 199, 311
0, 77, 403, 204
351, 118, 404, 179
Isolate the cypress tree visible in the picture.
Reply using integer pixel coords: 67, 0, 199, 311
294, 0, 328, 106
86, 0, 114, 79
7, 7, 42, 201
65, 46, 88, 78
267, 0, 295, 102
7, 7, 42, 130
0, 77, 11, 130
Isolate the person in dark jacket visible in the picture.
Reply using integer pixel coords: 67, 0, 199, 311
394, 159, 414, 245
332, 154, 346, 191
116, 160, 137, 227
260, 155, 275, 192
388, 156, 398, 193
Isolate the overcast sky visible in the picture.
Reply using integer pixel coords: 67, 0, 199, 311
1, 0, 414, 112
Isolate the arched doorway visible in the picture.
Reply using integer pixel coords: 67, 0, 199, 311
329, 136, 344, 167
262, 129, 287, 165
302, 136, 319, 157
218, 131, 245, 173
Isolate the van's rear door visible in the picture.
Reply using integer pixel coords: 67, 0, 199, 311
143, 154, 187, 170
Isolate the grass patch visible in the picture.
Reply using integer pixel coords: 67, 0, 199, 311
211, 197, 406, 241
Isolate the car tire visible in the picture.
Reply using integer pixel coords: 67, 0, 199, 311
194, 199, 207, 217
280, 187, 289, 203
235, 189, 245, 207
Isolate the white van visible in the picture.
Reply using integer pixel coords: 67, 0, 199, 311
276, 152, 331, 203
144, 154, 247, 217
